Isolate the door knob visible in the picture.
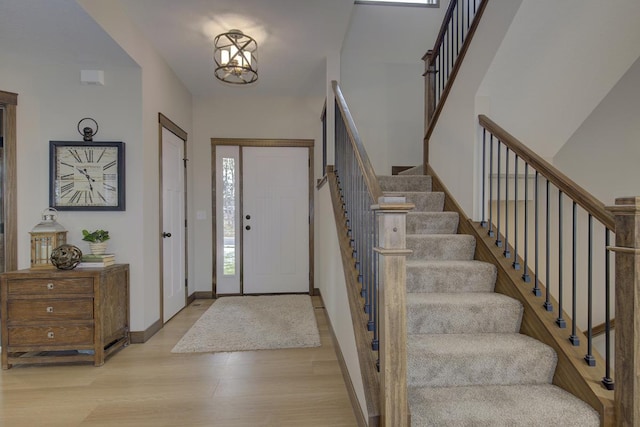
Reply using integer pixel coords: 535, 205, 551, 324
162, 232, 172, 238
245, 225, 251, 231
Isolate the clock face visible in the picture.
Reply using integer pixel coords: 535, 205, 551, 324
50, 141, 125, 211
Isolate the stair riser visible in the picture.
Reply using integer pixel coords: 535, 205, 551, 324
407, 235, 475, 261
378, 175, 432, 192
407, 213, 459, 234
383, 192, 444, 212
408, 336, 557, 388
406, 262, 496, 293
406, 301, 523, 334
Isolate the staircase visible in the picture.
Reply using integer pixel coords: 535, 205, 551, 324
377, 170, 600, 426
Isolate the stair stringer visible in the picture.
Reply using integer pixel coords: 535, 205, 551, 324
427, 163, 614, 426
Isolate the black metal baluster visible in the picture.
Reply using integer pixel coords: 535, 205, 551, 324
495, 140, 503, 247
522, 162, 532, 280
513, 155, 520, 269
504, 148, 511, 258
584, 214, 595, 366
556, 191, 566, 328
602, 229, 614, 389
530, 170, 539, 290
544, 179, 553, 311
488, 134, 495, 237
569, 202, 579, 345
480, 129, 487, 228
449, 17, 453, 78
456, 1, 460, 55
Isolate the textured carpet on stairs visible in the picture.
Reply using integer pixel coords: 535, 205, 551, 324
377, 174, 599, 426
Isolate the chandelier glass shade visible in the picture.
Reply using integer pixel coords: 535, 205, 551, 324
213, 29, 258, 85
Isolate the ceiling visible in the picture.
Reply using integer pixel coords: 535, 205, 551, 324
0, 0, 355, 98
119, 0, 355, 98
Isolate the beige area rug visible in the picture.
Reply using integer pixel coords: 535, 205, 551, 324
171, 295, 321, 353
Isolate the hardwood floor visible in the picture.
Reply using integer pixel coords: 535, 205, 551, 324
0, 297, 358, 426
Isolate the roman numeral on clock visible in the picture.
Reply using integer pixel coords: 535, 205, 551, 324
69, 191, 83, 204
103, 160, 116, 170
69, 149, 82, 163
61, 182, 74, 193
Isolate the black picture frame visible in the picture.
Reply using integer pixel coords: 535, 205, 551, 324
49, 141, 126, 211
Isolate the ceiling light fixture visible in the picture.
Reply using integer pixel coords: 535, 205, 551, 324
213, 29, 258, 85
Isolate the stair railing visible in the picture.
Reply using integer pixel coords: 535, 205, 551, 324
478, 114, 616, 422
423, 0, 488, 161
332, 80, 413, 426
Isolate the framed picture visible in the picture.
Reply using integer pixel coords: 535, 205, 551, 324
49, 141, 125, 211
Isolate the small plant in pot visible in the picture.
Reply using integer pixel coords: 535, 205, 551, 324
82, 229, 110, 255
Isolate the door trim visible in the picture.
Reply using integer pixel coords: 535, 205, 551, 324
0, 90, 17, 272
211, 138, 314, 297
159, 113, 188, 323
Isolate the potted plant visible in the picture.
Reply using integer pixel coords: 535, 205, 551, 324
82, 229, 110, 255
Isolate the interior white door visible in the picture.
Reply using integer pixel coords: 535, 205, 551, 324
162, 127, 186, 322
243, 147, 309, 294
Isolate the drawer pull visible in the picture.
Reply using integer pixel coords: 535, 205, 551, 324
47, 283, 55, 290
46, 306, 54, 313
47, 331, 55, 339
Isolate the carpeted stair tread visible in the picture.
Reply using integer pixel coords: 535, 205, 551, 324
409, 384, 600, 426
406, 260, 496, 293
378, 175, 432, 192
407, 293, 523, 334
383, 191, 444, 212
407, 234, 475, 261
407, 333, 557, 387
407, 211, 459, 234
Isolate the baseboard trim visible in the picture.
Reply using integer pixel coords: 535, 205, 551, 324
129, 318, 163, 344
194, 291, 214, 299
317, 293, 368, 427
187, 292, 196, 305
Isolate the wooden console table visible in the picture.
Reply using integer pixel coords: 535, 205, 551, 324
1, 264, 129, 369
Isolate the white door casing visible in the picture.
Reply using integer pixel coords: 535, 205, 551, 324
162, 127, 186, 322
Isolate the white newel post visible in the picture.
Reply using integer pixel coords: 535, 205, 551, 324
374, 197, 413, 427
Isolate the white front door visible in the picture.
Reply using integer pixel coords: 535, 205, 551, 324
242, 147, 309, 294
214, 145, 309, 295
162, 127, 186, 322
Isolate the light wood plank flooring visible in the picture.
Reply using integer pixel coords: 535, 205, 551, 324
0, 297, 358, 426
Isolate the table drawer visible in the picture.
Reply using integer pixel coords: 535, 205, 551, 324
7, 278, 93, 296
8, 299, 93, 322
8, 325, 93, 347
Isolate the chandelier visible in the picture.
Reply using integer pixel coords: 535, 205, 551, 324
213, 29, 258, 85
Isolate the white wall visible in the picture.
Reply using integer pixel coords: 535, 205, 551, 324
429, 0, 524, 217
478, 0, 640, 160
191, 95, 323, 294
554, 55, 640, 205
315, 182, 367, 421
0, 36, 153, 334
78, 0, 193, 331
340, 3, 447, 175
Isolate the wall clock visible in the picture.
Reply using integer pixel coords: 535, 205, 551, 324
49, 141, 125, 211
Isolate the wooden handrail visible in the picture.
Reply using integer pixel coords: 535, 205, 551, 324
479, 114, 615, 231
332, 81, 383, 202
423, 0, 489, 143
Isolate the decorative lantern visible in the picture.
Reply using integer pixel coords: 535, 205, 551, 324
30, 208, 67, 269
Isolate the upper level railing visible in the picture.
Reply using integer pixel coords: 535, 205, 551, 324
332, 81, 412, 425
478, 114, 616, 421
423, 0, 487, 143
